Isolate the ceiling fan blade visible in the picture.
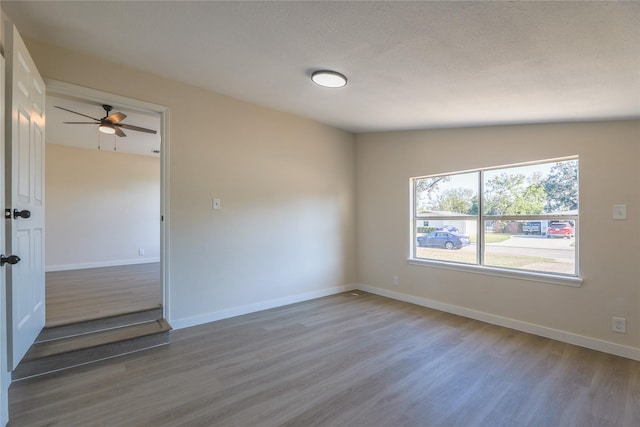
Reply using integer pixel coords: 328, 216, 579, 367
117, 123, 157, 134
55, 106, 100, 121
107, 112, 126, 124
62, 121, 99, 124
114, 127, 127, 137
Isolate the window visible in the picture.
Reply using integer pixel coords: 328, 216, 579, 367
412, 158, 578, 278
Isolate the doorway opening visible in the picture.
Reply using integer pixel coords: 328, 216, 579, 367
43, 80, 169, 326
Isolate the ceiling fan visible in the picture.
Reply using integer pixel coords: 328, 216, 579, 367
55, 104, 157, 137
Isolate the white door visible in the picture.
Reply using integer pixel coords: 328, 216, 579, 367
1, 52, 9, 427
5, 25, 46, 370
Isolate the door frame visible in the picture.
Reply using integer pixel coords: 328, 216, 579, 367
1, 52, 8, 427
44, 79, 171, 321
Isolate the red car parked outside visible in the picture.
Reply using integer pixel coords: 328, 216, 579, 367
547, 222, 574, 238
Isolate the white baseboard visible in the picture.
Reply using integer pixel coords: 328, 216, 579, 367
170, 284, 356, 330
45, 258, 161, 272
356, 284, 640, 362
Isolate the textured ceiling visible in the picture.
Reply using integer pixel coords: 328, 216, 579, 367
3, 1, 640, 133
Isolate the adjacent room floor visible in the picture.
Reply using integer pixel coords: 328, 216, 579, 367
9, 291, 640, 426
45, 263, 162, 327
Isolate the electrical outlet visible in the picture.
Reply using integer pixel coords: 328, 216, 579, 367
393, 276, 399, 286
612, 317, 626, 334
613, 205, 627, 220
138, 249, 145, 256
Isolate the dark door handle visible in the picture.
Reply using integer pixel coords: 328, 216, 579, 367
0, 255, 20, 267
13, 209, 31, 219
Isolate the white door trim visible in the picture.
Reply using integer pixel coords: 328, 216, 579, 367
43, 79, 171, 321
1, 52, 9, 427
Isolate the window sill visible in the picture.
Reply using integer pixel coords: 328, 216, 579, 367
407, 258, 583, 287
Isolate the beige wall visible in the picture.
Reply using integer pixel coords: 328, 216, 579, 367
24, 39, 357, 325
19, 35, 639, 356
45, 144, 160, 269
356, 120, 640, 351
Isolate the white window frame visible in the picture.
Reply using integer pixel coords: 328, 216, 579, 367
409, 157, 581, 287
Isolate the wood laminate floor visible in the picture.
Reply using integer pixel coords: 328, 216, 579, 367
45, 263, 162, 327
10, 291, 640, 426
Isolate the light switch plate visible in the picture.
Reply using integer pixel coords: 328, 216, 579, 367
613, 204, 626, 220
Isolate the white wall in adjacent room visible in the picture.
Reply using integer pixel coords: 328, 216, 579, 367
46, 144, 160, 270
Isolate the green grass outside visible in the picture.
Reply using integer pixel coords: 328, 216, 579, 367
468, 233, 512, 244
416, 247, 551, 269
484, 253, 551, 269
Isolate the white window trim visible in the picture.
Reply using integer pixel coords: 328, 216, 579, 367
407, 258, 583, 287
410, 157, 580, 285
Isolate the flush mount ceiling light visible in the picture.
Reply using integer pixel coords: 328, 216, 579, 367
311, 70, 347, 88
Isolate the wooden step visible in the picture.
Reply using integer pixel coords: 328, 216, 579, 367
37, 306, 163, 342
12, 319, 171, 381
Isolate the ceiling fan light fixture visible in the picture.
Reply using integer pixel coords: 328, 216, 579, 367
311, 70, 347, 88
98, 123, 116, 134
